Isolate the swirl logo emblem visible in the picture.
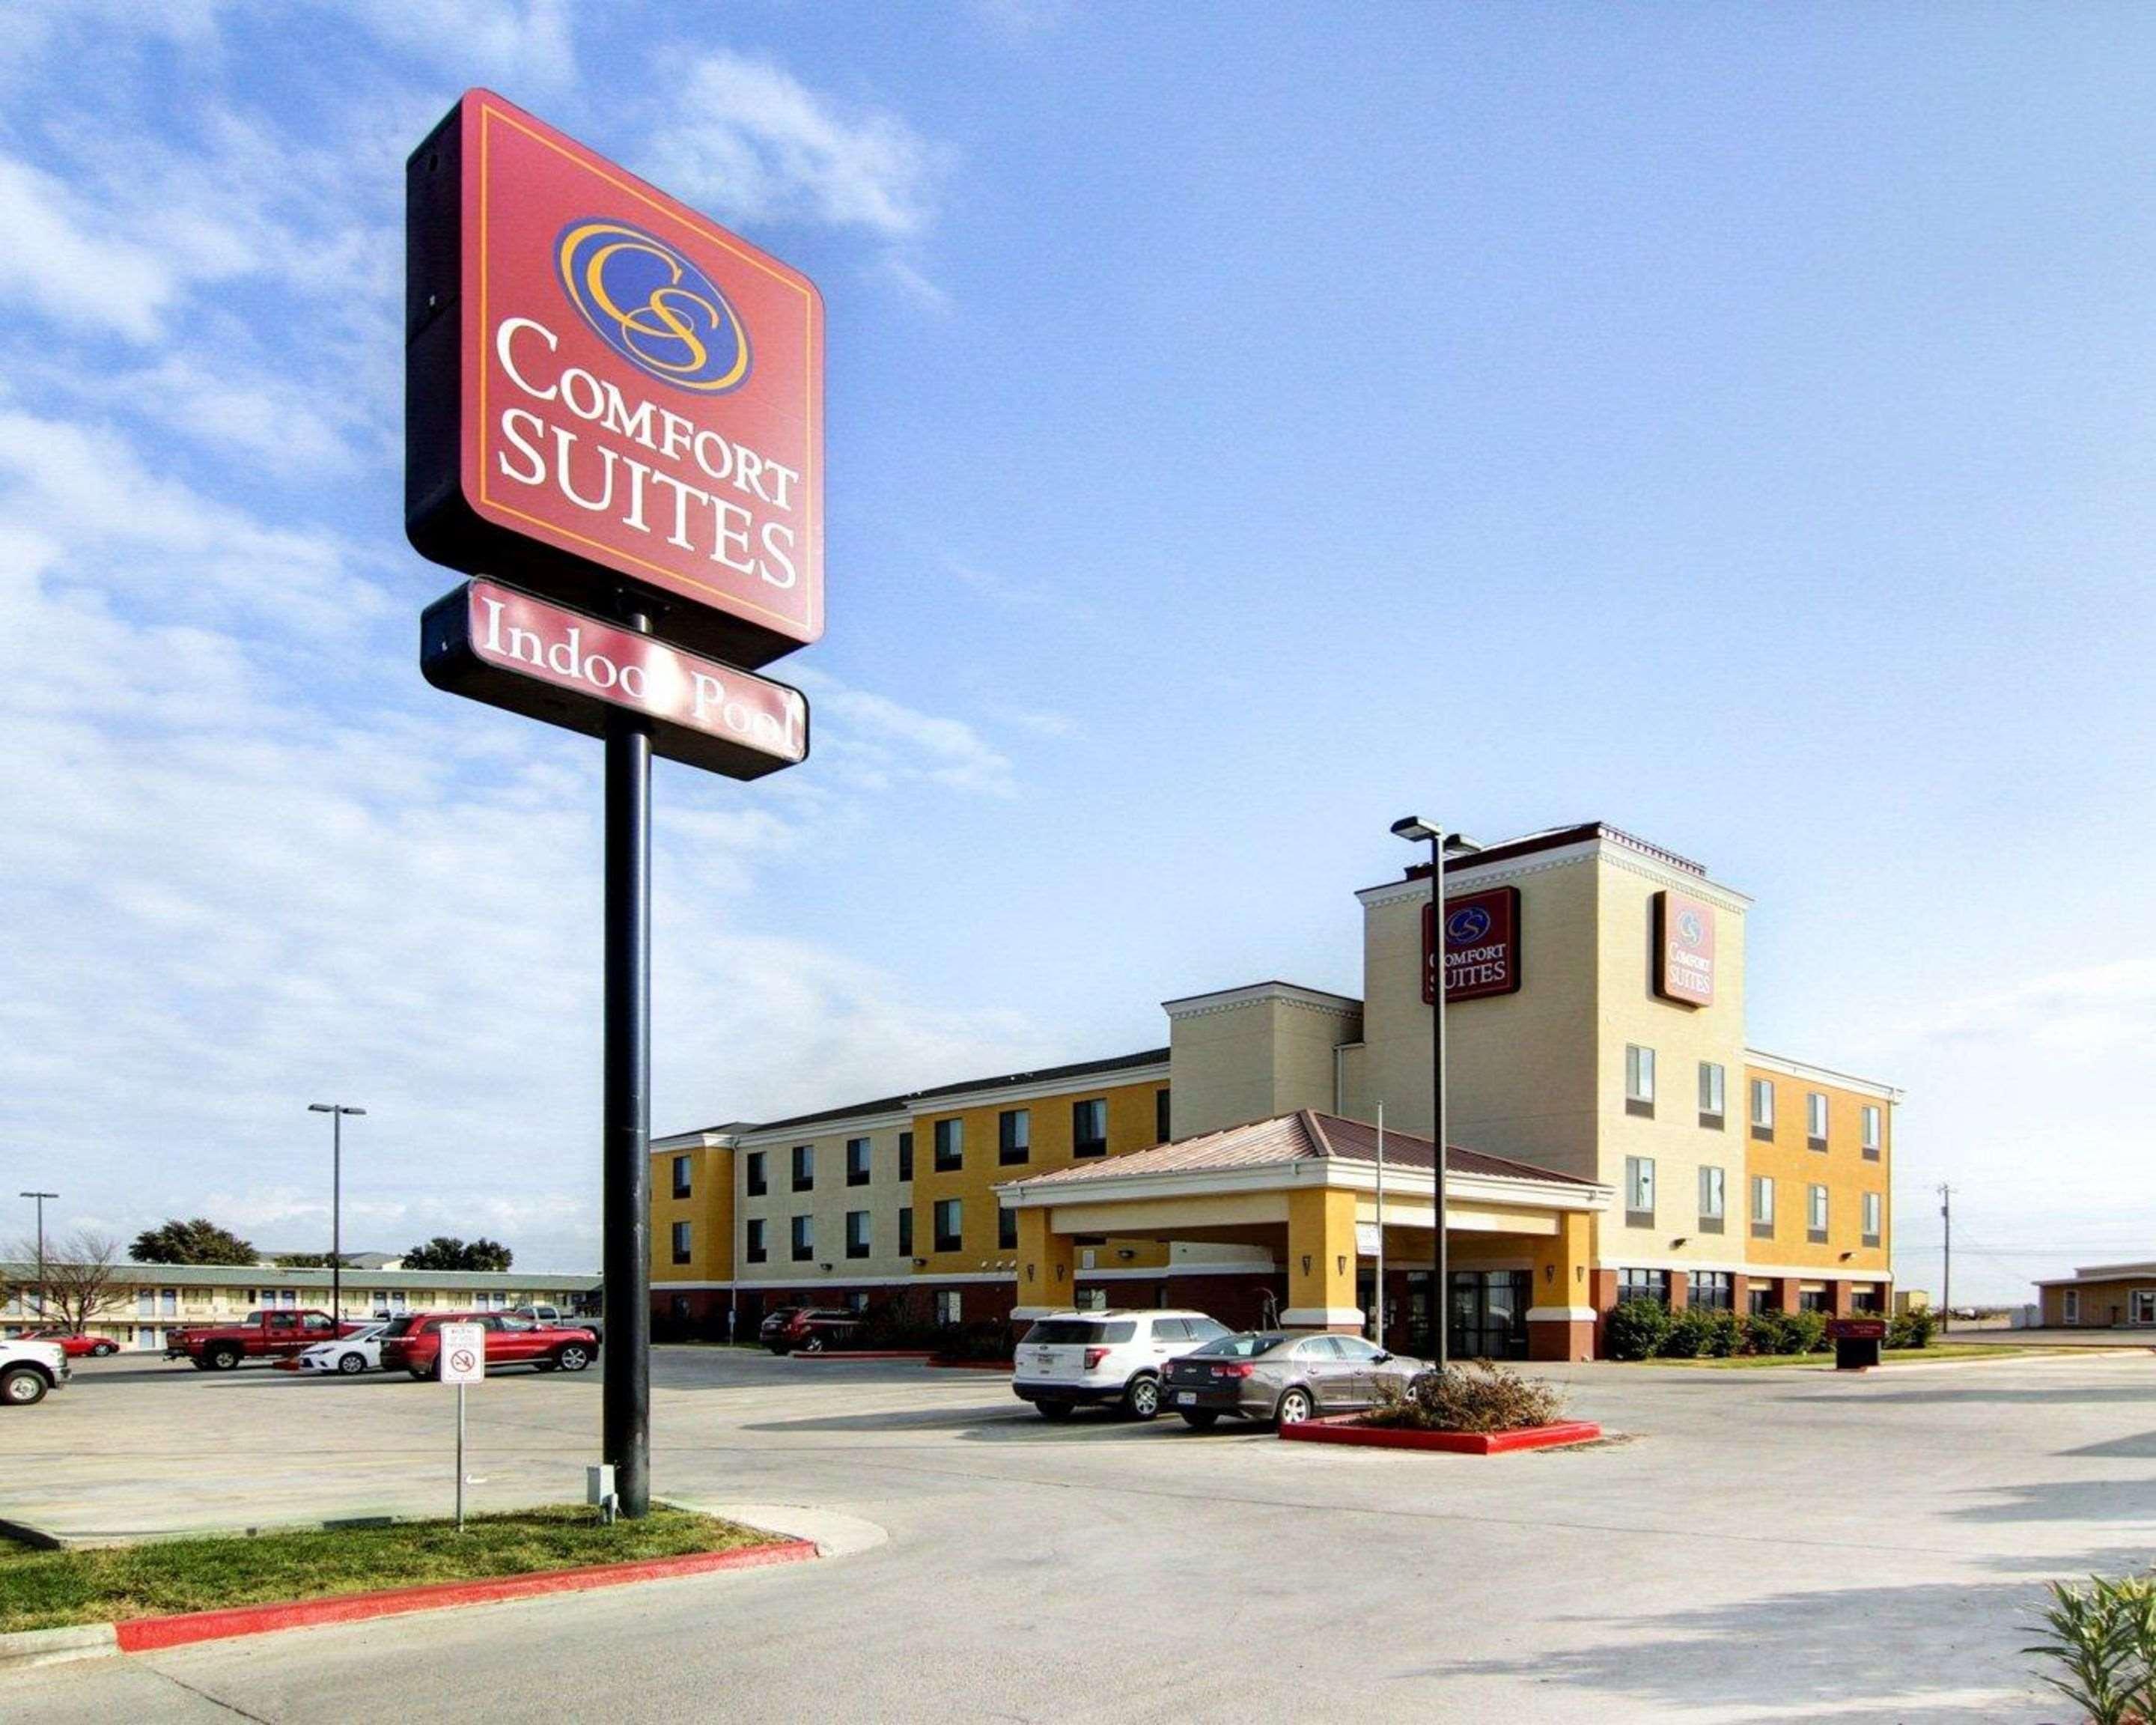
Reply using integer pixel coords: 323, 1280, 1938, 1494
1678, 908, 1705, 946
555, 219, 750, 395
1446, 904, 1492, 946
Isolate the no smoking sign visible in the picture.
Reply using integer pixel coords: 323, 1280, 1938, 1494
439, 1322, 487, 1384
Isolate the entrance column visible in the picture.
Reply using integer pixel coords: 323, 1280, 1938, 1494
1011, 1206, 1076, 1320
1285, 1187, 1360, 1332
1527, 1211, 1596, 1363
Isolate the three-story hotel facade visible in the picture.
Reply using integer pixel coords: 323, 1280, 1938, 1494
652, 823, 1898, 1360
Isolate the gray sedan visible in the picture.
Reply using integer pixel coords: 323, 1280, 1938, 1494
1160, 1331, 1428, 1429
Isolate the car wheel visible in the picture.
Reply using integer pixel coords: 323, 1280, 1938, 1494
1122, 1375, 1162, 1421
1035, 1401, 1074, 1421
408, 1365, 431, 1381
556, 1344, 591, 1372
91, 1342, 116, 1358
1178, 1409, 1221, 1429
189, 1357, 212, 1371
1275, 1386, 1314, 1426
337, 1352, 367, 1375
2, 1366, 49, 1406
207, 1345, 242, 1371
802, 1336, 824, 1354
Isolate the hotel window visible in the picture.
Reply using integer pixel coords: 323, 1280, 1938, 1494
846, 1137, 872, 1187
791, 1145, 814, 1192
898, 1207, 913, 1258
1156, 1088, 1172, 1144
1750, 1077, 1775, 1140
672, 1154, 692, 1199
1624, 1044, 1655, 1116
1800, 1286, 1827, 1313
791, 1215, 814, 1262
1747, 1283, 1774, 1316
1862, 1192, 1882, 1247
1688, 1271, 1733, 1311
744, 1220, 767, 1264
846, 1211, 871, 1259
998, 1108, 1031, 1166
1806, 1092, 1829, 1150
2063, 1289, 2079, 1324
2137, 1292, 2156, 1327
998, 1207, 1018, 1252
898, 1131, 914, 1182
934, 1199, 963, 1253
137, 1289, 154, 1317
1699, 1165, 1725, 1232
1073, 1097, 1108, 1159
1751, 1175, 1775, 1238
1624, 1155, 1655, 1226
934, 1290, 963, 1327
1699, 1062, 1726, 1128
1077, 1287, 1108, 1312
934, 1119, 963, 1172
671, 1221, 692, 1265
745, 1151, 767, 1197
1807, 1184, 1829, 1243
162, 1288, 178, 1317
1616, 1268, 1669, 1307
1861, 1106, 1882, 1160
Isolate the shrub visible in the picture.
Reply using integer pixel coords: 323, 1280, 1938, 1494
1699, 1309, 1747, 1358
853, 1292, 941, 1349
933, 1318, 1018, 1362
1785, 1309, 1830, 1354
1889, 1306, 1937, 1351
1660, 1309, 1712, 1358
1605, 1298, 1672, 1361
2025, 1572, 2156, 1725
1363, 1360, 1567, 1434
1745, 1309, 1829, 1356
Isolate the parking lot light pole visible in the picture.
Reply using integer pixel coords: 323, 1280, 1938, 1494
308, 1107, 365, 1321
19, 1192, 55, 1319
1389, 819, 1482, 1373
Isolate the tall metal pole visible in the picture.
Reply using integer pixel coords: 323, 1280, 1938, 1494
20, 1193, 55, 1319
1429, 837, 1449, 1374
1373, 1104, 1386, 1348
603, 600, 654, 1518
1937, 1183, 1952, 1335
332, 1110, 343, 1322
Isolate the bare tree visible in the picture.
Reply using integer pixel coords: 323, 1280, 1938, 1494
9, 1231, 127, 1333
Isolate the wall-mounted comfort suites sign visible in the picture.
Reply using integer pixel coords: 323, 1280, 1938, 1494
405, 89, 823, 669
1422, 886, 1523, 1005
1654, 890, 1717, 1006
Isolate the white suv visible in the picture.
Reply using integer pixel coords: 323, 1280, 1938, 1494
1, 1337, 68, 1406
1012, 1309, 1233, 1422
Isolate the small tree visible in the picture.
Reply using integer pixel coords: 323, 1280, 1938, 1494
402, 1236, 514, 1272
15, 1231, 127, 1333
130, 1218, 258, 1266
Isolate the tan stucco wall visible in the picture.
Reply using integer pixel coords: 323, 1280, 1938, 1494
1167, 991, 1359, 1140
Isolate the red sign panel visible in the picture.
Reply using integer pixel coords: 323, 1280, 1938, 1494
1422, 886, 1523, 1005
406, 90, 823, 668
1654, 891, 1717, 1007
421, 579, 808, 780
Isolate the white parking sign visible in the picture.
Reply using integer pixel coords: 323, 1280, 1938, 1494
439, 1322, 486, 1384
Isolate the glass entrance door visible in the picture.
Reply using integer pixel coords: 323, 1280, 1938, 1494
1448, 1270, 1530, 1360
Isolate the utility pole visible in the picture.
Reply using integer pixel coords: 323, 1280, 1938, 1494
1937, 1183, 1952, 1334
308, 1106, 365, 1321
19, 1192, 55, 1318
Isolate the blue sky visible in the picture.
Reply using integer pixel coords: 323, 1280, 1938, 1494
1, 3, 2149, 1297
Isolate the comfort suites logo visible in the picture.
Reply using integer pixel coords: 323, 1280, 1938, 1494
1446, 903, 1492, 946
1678, 907, 1705, 947
555, 219, 752, 396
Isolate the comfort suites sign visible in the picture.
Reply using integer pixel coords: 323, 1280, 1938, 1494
406, 89, 823, 669
1422, 886, 1523, 1005
1654, 890, 1717, 1007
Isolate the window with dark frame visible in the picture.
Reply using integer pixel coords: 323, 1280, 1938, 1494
846, 1211, 871, 1259
1751, 1174, 1775, 1238
998, 1108, 1031, 1165
1747, 1282, 1774, 1316
745, 1219, 767, 1264
934, 1119, 962, 1172
672, 1153, 692, 1199
791, 1144, 813, 1192
1698, 1061, 1725, 1128
1862, 1191, 1882, 1247
1806, 1091, 1829, 1150
1861, 1105, 1882, 1160
898, 1206, 913, 1258
998, 1206, 1017, 1251
1616, 1268, 1670, 1307
670, 1220, 692, 1265
1624, 1044, 1656, 1116
1624, 1154, 1655, 1226
1808, 1183, 1829, 1243
898, 1130, 914, 1182
1072, 1097, 1107, 1158
1698, 1164, 1725, 1232
1687, 1271, 1732, 1310
1750, 1077, 1775, 1140
745, 1151, 767, 1197
846, 1137, 871, 1186
1155, 1087, 1172, 1144
933, 1198, 961, 1253
791, 1214, 814, 1262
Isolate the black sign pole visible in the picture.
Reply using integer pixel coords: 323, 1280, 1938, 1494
602, 599, 654, 1518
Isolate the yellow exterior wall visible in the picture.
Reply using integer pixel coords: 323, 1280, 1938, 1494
1285, 1185, 1357, 1318
913, 1075, 1171, 1280
1741, 1066, 1892, 1277
650, 1143, 734, 1284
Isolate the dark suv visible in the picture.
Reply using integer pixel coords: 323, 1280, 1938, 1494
758, 1306, 861, 1355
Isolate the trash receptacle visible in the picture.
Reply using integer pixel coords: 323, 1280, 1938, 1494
1826, 1317, 1886, 1370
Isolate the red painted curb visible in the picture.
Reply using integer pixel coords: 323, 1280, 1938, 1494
786, 1350, 934, 1361
111, 1538, 817, 1653
1279, 1416, 1604, 1455
925, 1358, 1014, 1371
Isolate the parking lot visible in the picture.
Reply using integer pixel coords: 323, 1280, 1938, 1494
7, 1345, 2155, 1721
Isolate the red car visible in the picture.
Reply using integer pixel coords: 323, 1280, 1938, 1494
758, 1306, 862, 1356
380, 1311, 600, 1380
4, 1326, 117, 1360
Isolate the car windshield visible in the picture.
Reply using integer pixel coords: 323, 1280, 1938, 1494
378, 1316, 419, 1337
1188, 1333, 1288, 1359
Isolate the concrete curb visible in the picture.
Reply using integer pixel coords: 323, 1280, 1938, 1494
1279, 1414, 1606, 1455
785, 1350, 934, 1362
0, 1536, 818, 1670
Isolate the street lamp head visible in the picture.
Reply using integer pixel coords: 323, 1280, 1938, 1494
1390, 816, 1439, 844
1441, 833, 1484, 858
308, 1104, 367, 1116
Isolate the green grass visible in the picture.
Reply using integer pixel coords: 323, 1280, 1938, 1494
1621, 1344, 2069, 1369
0, 1505, 776, 1634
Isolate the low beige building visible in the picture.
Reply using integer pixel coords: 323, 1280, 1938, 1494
2035, 1263, 2156, 1329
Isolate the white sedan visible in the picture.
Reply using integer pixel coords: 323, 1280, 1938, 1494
295, 1321, 389, 1376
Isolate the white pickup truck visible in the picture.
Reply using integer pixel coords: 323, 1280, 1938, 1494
515, 1304, 603, 1342
1, 1336, 69, 1406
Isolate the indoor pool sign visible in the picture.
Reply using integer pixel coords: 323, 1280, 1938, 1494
406, 89, 823, 668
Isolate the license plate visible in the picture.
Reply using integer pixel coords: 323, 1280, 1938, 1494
1176, 1391, 1195, 1405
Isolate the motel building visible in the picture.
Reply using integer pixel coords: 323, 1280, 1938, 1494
652, 823, 1899, 1360
2035, 1264, 2156, 1330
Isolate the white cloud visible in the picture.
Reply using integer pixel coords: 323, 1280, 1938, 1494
0, 156, 172, 340
648, 51, 944, 238
793, 669, 1019, 797
1910, 960, 2156, 1061
308, 0, 577, 92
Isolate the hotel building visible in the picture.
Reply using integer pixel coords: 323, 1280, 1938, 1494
652, 822, 1898, 1359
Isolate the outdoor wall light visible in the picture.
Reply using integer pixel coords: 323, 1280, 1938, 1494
818, 1262, 832, 1273
1840, 1251, 1854, 1262
1336, 1255, 1347, 1277
1300, 1254, 1312, 1276
1116, 1248, 1136, 1261
911, 1256, 927, 1269
1672, 1237, 1689, 1249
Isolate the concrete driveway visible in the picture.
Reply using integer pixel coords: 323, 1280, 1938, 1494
7, 1346, 2152, 1721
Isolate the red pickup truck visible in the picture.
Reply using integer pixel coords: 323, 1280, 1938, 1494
380, 1311, 600, 1380
167, 1310, 366, 1370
